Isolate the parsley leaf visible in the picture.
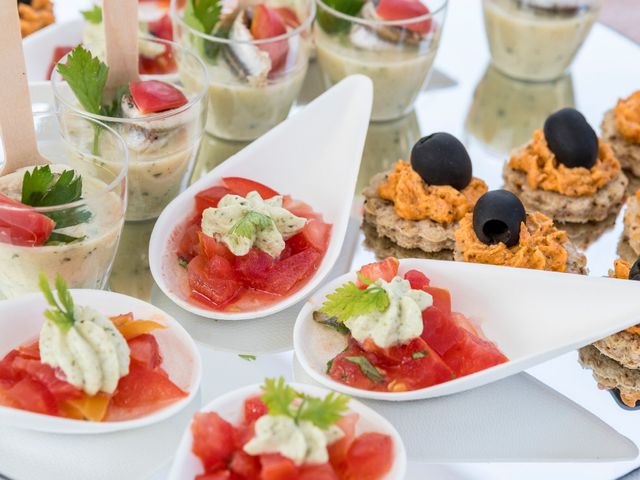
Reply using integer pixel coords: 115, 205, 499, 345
229, 211, 273, 240
261, 377, 350, 429
317, 0, 365, 34
185, 0, 222, 34
39, 273, 76, 332
81, 5, 103, 24
319, 281, 390, 323
56, 46, 108, 116
345, 356, 385, 383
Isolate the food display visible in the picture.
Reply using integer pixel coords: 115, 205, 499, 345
187, 378, 397, 479
171, 177, 331, 312
579, 258, 640, 408
313, 258, 507, 392
602, 90, 640, 177
51, 42, 207, 221
0, 275, 187, 421
503, 108, 628, 224
454, 189, 587, 273
624, 190, 640, 256
172, 0, 313, 140
315, 0, 447, 121
482, 0, 600, 82
363, 133, 488, 256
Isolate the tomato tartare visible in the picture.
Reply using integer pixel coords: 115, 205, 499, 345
190, 378, 394, 480
175, 177, 331, 312
315, 258, 508, 392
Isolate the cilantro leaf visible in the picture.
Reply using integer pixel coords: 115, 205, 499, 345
56, 46, 108, 116
39, 273, 75, 332
229, 211, 273, 240
261, 377, 298, 418
81, 5, 102, 24
345, 356, 385, 383
319, 281, 390, 323
185, 0, 222, 34
317, 0, 365, 34
45, 232, 86, 246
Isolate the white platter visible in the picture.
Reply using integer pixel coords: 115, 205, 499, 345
0, 289, 202, 434
149, 75, 373, 320
294, 258, 640, 401
168, 382, 407, 480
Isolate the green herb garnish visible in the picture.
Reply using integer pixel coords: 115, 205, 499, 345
39, 273, 75, 332
229, 211, 273, 240
81, 5, 103, 24
319, 281, 390, 323
178, 256, 189, 269
317, 0, 365, 34
261, 377, 350, 429
184, 0, 228, 61
239, 354, 257, 361
412, 351, 427, 360
345, 356, 385, 383
313, 311, 349, 334
45, 232, 86, 246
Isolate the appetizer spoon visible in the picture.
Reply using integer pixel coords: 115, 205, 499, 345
149, 75, 373, 320
0, 289, 202, 433
168, 382, 407, 480
0, 0, 49, 175
294, 258, 640, 401
103, 0, 140, 95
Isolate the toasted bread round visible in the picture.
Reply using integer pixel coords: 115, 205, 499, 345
602, 109, 640, 177
594, 330, 640, 370
361, 221, 455, 261
555, 213, 617, 250
623, 193, 640, 256
503, 163, 628, 223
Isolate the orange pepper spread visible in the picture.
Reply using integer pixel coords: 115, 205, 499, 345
378, 160, 488, 224
615, 91, 640, 145
455, 211, 568, 272
609, 259, 640, 336
507, 129, 621, 196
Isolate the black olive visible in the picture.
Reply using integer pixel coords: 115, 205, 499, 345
410, 133, 473, 191
630, 258, 640, 281
472, 190, 526, 248
543, 108, 598, 169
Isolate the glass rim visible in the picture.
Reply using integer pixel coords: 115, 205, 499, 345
0, 111, 129, 214
315, 0, 447, 27
170, 0, 316, 46
51, 36, 209, 125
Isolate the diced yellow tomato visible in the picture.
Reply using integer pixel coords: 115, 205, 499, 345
110, 313, 166, 340
110, 313, 134, 329
60, 393, 111, 422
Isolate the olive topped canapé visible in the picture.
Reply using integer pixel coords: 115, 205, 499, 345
471, 190, 526, 248
410, 133, 473, 191
543, 108, 599, 169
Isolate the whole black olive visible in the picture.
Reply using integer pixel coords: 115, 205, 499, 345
543, 108, 598, 169
410, 133, 473, 191
472, 190, 526, 248
630, 258, 640, 281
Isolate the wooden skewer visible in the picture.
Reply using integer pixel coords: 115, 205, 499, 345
103, 0, 140, 97
0, 0, 49, 176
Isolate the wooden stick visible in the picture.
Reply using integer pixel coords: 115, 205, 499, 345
103, 0, 140, 96
0, 0, 48, 175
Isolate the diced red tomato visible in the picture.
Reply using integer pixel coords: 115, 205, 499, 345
222, 177, 279, 199
139, 47, 178, 75
328, 340, 386, 391
244, 395, 268, 423
11, 356, 82, 402
342, 432, 393, 480
195, 472, 231, 480
274, 7, 300, 28
375, 0, 432, 34
281, 196, 323, 220
233, 420, 256, 448
177, 217, 202, 261
18, 340, 40, 360
229, 450, 261, 479
128, 334, 162, 370
8, 377, 58, 415
0, 193, 55, 247
297, 220, 331, 252
234, 249, 275, 287
328, 412, 358, 468
0, 350, 21, 381
404, 269, 430, 290
260, 453, 298, 480
188, 255, 242, 306
148, 13, 173, 40
259, 248, 321, 295
111, 362, 186, 408
198, 231, 233, 261
299, 463, 338, 479
129, 80, 188, 114
192, 412, 236, 472
423, 286, 451, 317
356, 257, 399, 288
251, 4, 289, 71
195, 186, 234, 215
47, 46, 74, 80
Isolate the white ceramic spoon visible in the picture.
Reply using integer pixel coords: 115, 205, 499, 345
168, 382, 406, 480
294, 258, 640, 401
149, 75, 373, 320
0, 289, 202, 433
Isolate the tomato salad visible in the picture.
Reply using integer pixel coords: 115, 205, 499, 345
175, 177, 331, 312
315, 258, 508, 393
190, 378, 395, 480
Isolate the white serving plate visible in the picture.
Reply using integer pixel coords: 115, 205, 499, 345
168, 382, 407, 480
149, 75, 373, 320
294, 258, 640, 401
0, 289, 202, 434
